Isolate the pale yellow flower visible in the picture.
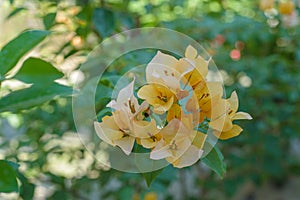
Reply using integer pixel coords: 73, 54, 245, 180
180, 45, 210, 89
210, 91, 252, 140
166, 103, 181, 122
186, 81, 224, 122
137, 83, 175, 114
107, 79, 148, 121
94, 115, 135, 155
150, 118, 206, 168
145, 51, 181, 91
134, 119, 162, 149
95, 80, 154, 155
145, 51, 190, 99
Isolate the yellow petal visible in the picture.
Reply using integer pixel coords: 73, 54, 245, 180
209, 98, 229, 120
182, 69, 205, 88
181, 113, 197, 131
117, 80, 135, 105
152, 95, 174, 114
133, 119, 158, 138
146, 51, 181, 90
171, 146, 203, 168
227, 91, 239, 114
114, 136, 135, 155
150, 140, 172, 160
218, 124, 243, 140
159, 118, 180, 143
185, 45, 198, 59
186, 94, 199, 113
232, 112, 252, 120
113, 110, 132, 132
137, 84, 175, 114
176, 59, 193, 74
168, 137, 191, 159
209, 115, 233, 132
191, 131, 207, 149
166, 104, 182, 122
94, 117, 123, 145
137, 84, 158, 104
195, 55, 209, 77
141, 137, 158, 149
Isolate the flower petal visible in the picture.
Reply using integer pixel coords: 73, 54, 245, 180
185, 45, 198, 59
114, 136, 135, 155
117, 80, 135, 105
210, 115, 233, 132
171, 146, 203, 168
166, 104, 181, 122
94, 120, 123, 145
227, 91, 239, 114
191, 131, 207, 149
219, 124, 243, 140
233, 112, 253, 120
150, 140, 172, 160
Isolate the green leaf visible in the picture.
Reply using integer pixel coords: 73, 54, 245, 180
17, 172, 34, 200
95, 84, 113, 101
0, 83, 72, 113
14, 57, 63, 84
0, 30, 49, 79
202, 142, 226, 179
93, 8, 115, 38
43, 13, 56, 30
6, 7, 27, 19
142, 169, 164, 187
134, 144, 166, 187
0, 160, 19, 193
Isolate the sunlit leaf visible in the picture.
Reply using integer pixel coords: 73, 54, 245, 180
0, 30, 49, 79
6, 7, 27, 19
15, 57, 63, 84
0, 84, 72, 113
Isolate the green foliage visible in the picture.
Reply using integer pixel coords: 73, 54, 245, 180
43, 12, 57, 30
0, 30, 49, 79
15, 57, 64, 85
93, 8, 115, 38
1, 0, 300, 199
202, 142, 226, 179
0, 160, 18, 193
0, 84, 71, 113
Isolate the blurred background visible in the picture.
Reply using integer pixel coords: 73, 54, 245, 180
0, 0, 300, 199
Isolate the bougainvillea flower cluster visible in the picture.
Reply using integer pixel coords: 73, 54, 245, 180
94, 46, 252, 168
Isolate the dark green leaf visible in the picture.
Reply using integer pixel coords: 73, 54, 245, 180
95, 84, 112, 102
16, 171, 34, 200
0, 30, 49, 78
6, 7, 27, 19
14, 57, 63, 84
202, 142, 226, 179
93, 8, 115, 38
0, 84, 72, 113
142, 169, 164, 187
0, 160, 18, 193
43, 13, 56, 30
134, 144, 166, 187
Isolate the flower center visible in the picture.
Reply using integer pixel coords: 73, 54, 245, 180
157, 94, 168, 102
